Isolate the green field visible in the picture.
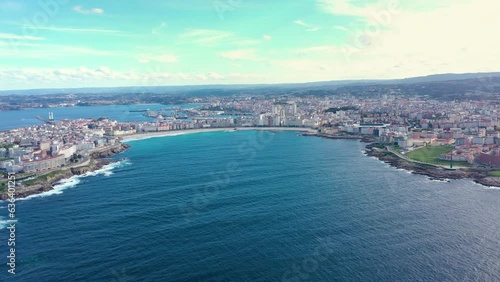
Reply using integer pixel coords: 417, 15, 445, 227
407, 146, 453, 162
405, 145, 471, 167
489, 170, 500, 177
22, 170, 65, 186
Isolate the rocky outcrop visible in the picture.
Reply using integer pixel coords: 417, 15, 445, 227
365, 144, 500, 188
1, 142, 130, 200
70, 159, 112, 175
90, 143, 130, 159
1, 170, 73, 200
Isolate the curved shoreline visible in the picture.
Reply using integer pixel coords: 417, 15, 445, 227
363, 143, 500, 188
121, 127, 317, 142
4, 128, 498, 201
0, 143, 130, 201
2, 128, 315, 200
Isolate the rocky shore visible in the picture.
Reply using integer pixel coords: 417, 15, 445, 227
1, 143, 130, 200
364, 143, 500, 188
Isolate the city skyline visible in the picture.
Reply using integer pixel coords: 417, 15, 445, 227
1, 0, 499, 90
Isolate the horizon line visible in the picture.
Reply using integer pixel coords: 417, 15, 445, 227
1, 71, 499, 93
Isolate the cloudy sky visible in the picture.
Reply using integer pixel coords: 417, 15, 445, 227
0, 0, 498, 90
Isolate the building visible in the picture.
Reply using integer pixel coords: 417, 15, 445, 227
22, 155, 66, 173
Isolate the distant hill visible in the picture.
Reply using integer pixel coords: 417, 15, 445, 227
1, 72, 500, 97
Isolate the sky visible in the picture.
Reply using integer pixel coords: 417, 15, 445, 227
0, 0, 498, 90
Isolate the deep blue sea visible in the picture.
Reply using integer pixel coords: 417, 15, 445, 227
0, 130, 499, 281
0, 104, 199, 131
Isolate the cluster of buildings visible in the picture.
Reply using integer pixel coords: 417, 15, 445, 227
1, 95, 499, 176
0, 118, 119, 173
319, 96, 500, 166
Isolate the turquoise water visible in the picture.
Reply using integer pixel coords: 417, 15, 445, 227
0, 104, 199, 131
0, 130, 499, 281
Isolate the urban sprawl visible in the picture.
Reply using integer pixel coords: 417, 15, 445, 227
0, 95, 499, 179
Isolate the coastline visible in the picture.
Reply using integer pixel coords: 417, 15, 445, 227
0, 143, 130, 200
363, 143, 500, 188
301, 132, 499, 188
2, 128, 315, 200
5, 127, 498, 201
121, 127, 317, 142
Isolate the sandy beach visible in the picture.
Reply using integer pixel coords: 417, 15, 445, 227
121, 127, 317, 142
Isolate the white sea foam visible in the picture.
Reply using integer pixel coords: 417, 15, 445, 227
0, 219, 17, 230
426, 178, 451, 183
396, 168, 413, 174
18, 159, 131, 201
482, 186, 500, 190
19, 176, 82, 201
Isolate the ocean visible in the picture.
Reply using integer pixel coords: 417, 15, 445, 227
0, 130, 499, 281
0, 104, 199, 131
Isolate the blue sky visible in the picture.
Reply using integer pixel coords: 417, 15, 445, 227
0, 0, 498, 90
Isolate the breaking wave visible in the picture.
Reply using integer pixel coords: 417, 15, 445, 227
19, 159, 131, 201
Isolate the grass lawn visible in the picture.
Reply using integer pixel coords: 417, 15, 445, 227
406, 145, 471, 167
22, 170, 65, 186
407, 146, 454, 162
489, 170, 500, 177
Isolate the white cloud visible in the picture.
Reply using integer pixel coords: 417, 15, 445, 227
333, 25, 348, 31
181, 29, 233, 45
208, 72, 225, 80
0, 67, 266, 89
316, 0, 386, 17
0, 44, 113, 58
180, 29, 261, 47
293, 20, 321, 32
0, 33, 44, 41
294, 20, 308, 27
263, 35, 272, 41
24, 26, 121, 34
138, 53, 178, 63
341, 0, 500, 76
297, 46, 341, 54
196, 74, 208, 80
294, 0, 500, 80
306, 27, 321, 32
219, 49, 262, 61
63, 47, 110, 56
73, 6, 104, 15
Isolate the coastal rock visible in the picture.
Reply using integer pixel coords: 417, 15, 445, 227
364, 143, 499, 187
90, 143, 130, 158
1, 143, 130, 200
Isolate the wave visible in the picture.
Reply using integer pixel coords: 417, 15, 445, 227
396, 168, 414, 174
482, 186, 500, 190
425, 178, 451, 183
18, 159, 131, 201
0, 219, 17, 230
